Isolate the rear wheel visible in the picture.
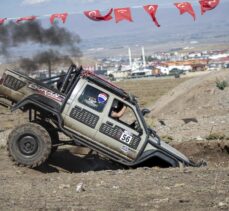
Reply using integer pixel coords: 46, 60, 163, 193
7, 123, 52, 168
32, 120, 59, 153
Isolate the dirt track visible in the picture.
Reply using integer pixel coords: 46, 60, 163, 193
0, 140, 228, 211
0, 71, 229, 210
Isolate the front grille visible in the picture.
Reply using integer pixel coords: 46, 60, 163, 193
3, 75, 25, 91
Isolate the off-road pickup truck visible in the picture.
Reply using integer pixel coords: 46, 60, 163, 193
0, 65, 196, 168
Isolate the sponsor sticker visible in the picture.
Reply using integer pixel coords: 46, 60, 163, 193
97, 93, 108, 104
121, 145, 129, 153
28, 83, 65, 103
85, 97, 97, 108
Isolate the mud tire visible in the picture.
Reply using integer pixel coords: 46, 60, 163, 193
32, 120, 59, 153
7, 123, 52, 168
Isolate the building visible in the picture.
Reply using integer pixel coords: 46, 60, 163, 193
109, 70, 130, 80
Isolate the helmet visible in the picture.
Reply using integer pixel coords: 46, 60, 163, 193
112, 100, 124, 112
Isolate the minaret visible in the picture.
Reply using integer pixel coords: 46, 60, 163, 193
142, 46, 146, 67
128, 47, 132, 69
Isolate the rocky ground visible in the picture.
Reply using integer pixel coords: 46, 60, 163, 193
0, 140, 228, 211
0, 70, 228, 210
149, 70, 229, 142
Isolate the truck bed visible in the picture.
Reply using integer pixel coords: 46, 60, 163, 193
0, 69, 66, 106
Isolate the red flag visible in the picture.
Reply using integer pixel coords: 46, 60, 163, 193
84, 9, 113, 21
199, 0, 220, 15
174, 2, 196, 21
16, 16, 36, 23
143, 5, 160, 27
114, 8, 133, 23
0, 18, 6, 25
50, 13, 68, 24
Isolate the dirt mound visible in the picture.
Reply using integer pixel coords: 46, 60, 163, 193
149, 70, 229, 141
150, 70, 229, 117
173, 140, 229, 167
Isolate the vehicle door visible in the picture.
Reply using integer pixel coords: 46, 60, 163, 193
62, 81, 109, 139
95, 97, 147, 160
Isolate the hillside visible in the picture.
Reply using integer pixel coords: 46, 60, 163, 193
150, 70, 229, 141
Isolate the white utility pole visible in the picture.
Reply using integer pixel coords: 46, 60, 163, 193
128, 47, 132, 69
142, 46, 146, 67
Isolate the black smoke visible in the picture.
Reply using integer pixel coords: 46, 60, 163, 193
19, 50, 74, 73
0, 21, 82, 73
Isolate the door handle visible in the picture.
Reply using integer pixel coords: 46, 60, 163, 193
106, 121, 113, 126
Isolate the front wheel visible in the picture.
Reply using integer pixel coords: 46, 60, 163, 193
7, 123, 52, 168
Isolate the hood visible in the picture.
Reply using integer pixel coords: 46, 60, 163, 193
149, 135, 190, 164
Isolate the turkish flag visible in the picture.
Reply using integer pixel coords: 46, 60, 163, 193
0, 18, 6, 25
199, 0, 220, 15
16, 16, 36, 23
143, 5, 160, 27
50, 13, 68, 24
174, 2, 196, 21
84, 9, 113, 21
114, 8, 133, 23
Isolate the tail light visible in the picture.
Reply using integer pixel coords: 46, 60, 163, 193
0, 73, 6, 85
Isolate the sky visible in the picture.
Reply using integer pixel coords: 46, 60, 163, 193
0, 0, 228, 58
0, 0, 216, 18
0, 0, 227, 31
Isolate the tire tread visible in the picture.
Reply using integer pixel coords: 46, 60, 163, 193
7, 123, 52, 168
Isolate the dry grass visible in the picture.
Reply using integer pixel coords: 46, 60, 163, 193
206, 132, 228, 141
115, 77, 188, 107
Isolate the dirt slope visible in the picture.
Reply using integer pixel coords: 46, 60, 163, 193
0, 140, 228, 211
0, 70, 228, 210
149, 70, 229, 141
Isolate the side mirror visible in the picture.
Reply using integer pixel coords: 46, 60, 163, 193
141, 108, 150, 116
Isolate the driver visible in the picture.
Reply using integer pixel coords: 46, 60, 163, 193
111, 100, 139, 130
111, 100, 127, 119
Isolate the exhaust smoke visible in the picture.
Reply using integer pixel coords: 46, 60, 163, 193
0, 21, 82, 74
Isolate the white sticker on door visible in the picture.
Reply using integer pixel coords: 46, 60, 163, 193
120, 131, 133, 145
